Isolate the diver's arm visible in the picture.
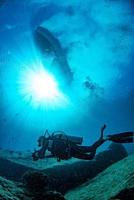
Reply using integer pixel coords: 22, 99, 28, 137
32, 147, 54, 161
32, 146, 47, 161
45, 154, 55, 158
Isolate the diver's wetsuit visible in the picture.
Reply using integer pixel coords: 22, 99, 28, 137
69, 138, 105, 160
33, 129, 105, 161
48, 137, 105, 160
32, 128, 134, 161
33, 138, 105, 161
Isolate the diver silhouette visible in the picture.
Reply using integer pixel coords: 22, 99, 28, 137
32, 125, 134, 162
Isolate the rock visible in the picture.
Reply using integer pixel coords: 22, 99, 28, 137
22, 171, 49, 195
65, 154, 134, 200
0, 176, 29, 200
43, 191, 66, 200
0, 174, 66, 200
22, 171, 66, 200
0, 144, 128, 194
43, 143, 128, 193
0, 157, 34, 182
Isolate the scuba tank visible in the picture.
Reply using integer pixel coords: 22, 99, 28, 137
51, 131, 83, 145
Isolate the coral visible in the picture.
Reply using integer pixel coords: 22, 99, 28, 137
22, 171, 66, 200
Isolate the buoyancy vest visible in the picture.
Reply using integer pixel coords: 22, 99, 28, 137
47, 134, 72, 160
46, 133, 83, 160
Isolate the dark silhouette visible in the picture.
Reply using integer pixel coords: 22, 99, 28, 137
34, 26, 73, 83
32, 125, 134, 162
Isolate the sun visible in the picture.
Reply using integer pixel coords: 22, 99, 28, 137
28, 68, 58, 101
19, 62, 69, 109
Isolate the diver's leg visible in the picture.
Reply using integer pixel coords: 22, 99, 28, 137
71, 138, 105, 154
74, 145, 94, 153
74, 128, 107, 153
89, 128, 107, 151
70, 125, 107, 160
71, 148, 96, 160
88, 137, 106, 152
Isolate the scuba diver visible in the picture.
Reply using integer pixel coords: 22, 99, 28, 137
32, 125, 134, 162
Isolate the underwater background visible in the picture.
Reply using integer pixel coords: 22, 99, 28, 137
0, 0, 134, 154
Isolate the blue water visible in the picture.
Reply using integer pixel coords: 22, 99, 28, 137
0, 0, 134, 153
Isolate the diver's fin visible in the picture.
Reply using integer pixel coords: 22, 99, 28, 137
107, 132, 134, 143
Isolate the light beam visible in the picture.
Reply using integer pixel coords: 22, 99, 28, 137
19, 62, 69, 109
